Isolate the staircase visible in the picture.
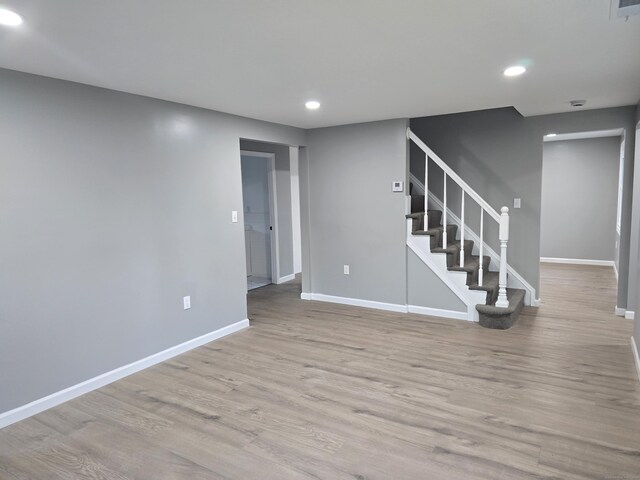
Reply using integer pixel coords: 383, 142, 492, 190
407, 194, 525, 329
407, 128, 526, 329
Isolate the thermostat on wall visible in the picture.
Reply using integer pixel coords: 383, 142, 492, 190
392, 181, 404, 192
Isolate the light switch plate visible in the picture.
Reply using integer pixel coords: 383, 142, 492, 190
343, 265, 350, 275
513, 198, 521, 209
392, 181, 404, 192
183, 296, 191, 310
231, 210, 238, 223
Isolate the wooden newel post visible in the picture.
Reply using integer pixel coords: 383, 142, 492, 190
495, 206, 509, 308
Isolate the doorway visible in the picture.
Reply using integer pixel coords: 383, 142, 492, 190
241, 151, 278, 291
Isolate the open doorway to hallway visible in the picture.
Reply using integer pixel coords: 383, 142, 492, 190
239, 139, 302, 294
539, 130, 624, 283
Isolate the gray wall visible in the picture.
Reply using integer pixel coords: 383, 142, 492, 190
407, 250, 466, 311
411, 108, 543, 294
411, 106, 637, 308
303, 119, 408, 305
240, 140, 295, 279
0, 68, 305, 414
634, 101, 640, 347
528, 107, 637, 311
540, 137, 620, 261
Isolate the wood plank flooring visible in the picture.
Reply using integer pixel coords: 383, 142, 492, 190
1, 264, 639, 479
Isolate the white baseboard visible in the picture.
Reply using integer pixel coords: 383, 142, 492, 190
0, 319, 250, 430
299, 293, 471, 322
301, 292, 407, 313
625, 311, 635, 320
407, 305, 469, 321
615, 306, 626, 317
631, 336, 640, 384
276, 274, 296, 284
540, 257, 615, 267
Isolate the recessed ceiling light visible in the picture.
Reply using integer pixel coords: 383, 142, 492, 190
545, 133, 557, 138
503, 65, 526, 77
0, 8, 23, 26
305, 100, 320, 110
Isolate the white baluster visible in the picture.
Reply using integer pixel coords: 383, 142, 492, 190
424, 153, 429, 227
460, 191, 465, 268
495, 206, 510, 308
478, 208, 484, 287
442, 172, 447, 249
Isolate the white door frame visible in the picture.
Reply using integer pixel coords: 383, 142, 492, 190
240, 150, 280, 284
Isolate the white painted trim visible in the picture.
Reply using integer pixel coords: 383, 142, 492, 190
614, 262, 619, 281
631, 337, 640, 384
277, 273, 296, 284
625, 311, 635, 320
615, 306, 626, 317
0, 319, 250, 430
409, 173, 538, 305
407, 305, 469, 321
301, 293, 408, 313
300, 293, 471, 322
540, 257, 615, 267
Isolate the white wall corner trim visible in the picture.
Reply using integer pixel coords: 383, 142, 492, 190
631, 336, 640, 384
300, 292, 311, 300
0, 319, 250, 430
614, 262, 619, 280
277, 273, 296, 284
624, 311, 635, 320
615, 306, 626, 317
301, 293, 408, 313
540, 257, 616, 267
407, 305, 469, 321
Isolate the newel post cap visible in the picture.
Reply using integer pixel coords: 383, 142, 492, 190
501, 206, 509, 214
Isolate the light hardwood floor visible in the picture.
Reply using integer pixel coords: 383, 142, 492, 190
1, 264, 639, 479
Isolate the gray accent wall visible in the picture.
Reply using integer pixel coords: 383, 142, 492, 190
0, 68, 305, 414
540, 137, 620, 261
240, 140, 295, 279
407, 250, 466, 312
411, 108, 543, 295
303, 119, 409, 305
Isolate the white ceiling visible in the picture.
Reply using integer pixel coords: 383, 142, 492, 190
0, 0, 639, 128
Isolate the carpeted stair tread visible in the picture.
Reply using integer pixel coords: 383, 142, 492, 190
476, 288, 526, 329
449, 254, 490, 274
469, 271, 499, 292
432, 237, 469, 253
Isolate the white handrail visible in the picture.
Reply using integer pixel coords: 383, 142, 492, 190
407, 128, 500, 223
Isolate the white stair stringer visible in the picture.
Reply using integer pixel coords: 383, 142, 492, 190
407, 220, 486, 322
409, 173, 538, 306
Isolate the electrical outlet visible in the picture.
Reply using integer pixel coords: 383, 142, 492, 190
343, 265, 350, 275
183, 296, 191, 310
513, 198, 521, 209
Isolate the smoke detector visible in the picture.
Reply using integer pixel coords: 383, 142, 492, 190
610, 0, 640, 19
570, 99, 587, 107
